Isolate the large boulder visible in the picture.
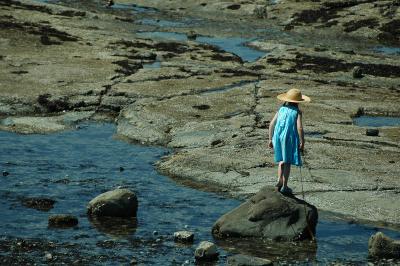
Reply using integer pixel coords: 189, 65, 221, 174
87, 188, 138, 217
212, 186, 318, 241
368, 232, 400, 259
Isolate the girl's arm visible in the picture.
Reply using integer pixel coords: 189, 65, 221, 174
297, 111, 304, 151
268, 112, 278, 148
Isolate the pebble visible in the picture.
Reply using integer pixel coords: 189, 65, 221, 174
153, 230, 158, 236
2, 171, 9, 177
130, 258, 137, 265
45, 252, 53, 261
174, 231, 194, 243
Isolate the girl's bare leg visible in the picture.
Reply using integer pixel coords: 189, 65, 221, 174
275, 162, 284, 191
282, 163, 291, 187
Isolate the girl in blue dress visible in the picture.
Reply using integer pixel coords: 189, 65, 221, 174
268, 88, 311, 194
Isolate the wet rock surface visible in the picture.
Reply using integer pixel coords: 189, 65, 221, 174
48, 214, 78, 228
0, 0, 399, 257
21, 197, 56, 211
174, 231, 194, 243
194, 241, 219, 261
87, 188, 138, 217
212, 186, 318, 241
369, 232, 400, 259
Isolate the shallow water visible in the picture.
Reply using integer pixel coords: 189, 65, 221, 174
136, 31, 265, 62
373, 46, 400, 55
1, 123, 399, 264
353, 116, 400, 127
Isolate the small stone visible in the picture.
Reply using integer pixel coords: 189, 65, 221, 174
194, 241, 218, 261
48, 214, 78, 228
2, 171, 9, 177
45, 252, 53, 261
130, 258, 137, 265
174, 231, 194, 243
153, 230, 158, 236
352, 66, 363, 79
119, 167, 124, 172
187, 30, 198, 40
366, 128, 379, 136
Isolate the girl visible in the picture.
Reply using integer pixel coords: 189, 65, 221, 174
268, 88, 311, 194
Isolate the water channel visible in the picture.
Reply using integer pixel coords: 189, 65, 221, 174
1, 123, 399, 264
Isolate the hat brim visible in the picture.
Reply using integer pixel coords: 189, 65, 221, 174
277, 93, 311, 103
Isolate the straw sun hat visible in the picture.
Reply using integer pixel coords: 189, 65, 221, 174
277, 88, 311, 103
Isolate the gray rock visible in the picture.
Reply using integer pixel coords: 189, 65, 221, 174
366, 128, 379, 136
352, 66, 363, 78
194, 241, 219, 261
48, 214, 78, 228
44, 252, 53, 261
22, 197, 56, 212
174, 231, 194, 243
87, 188, 138, 217
227, 254, 273, 266
212, 186, 318, 241
368, 232, 400, 259
253, 5, 267, 19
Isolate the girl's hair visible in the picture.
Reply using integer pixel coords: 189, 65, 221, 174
284, 102, 299, 107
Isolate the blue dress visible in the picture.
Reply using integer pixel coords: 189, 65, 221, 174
272, 104, 302, 166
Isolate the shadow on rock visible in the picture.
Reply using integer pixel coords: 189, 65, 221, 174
88, 216, 137, 237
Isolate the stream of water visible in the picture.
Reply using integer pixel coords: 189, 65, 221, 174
1, 123, 399, 264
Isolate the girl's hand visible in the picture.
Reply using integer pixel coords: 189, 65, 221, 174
299, 142, 304, 152
268, 140, 273, 149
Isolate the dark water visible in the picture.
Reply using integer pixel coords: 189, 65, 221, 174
353, 116, 400, 127
1, 123, 399, 264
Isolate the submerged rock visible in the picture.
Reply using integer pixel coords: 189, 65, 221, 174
48, 214, 78, 228
212, 186, 318, 241
22, 197, 56, 212
174, 231, 194, 243
227, 254, 273, 266
194, 241, 219, 261
87, 188, 138, 217
368, 232, 400, 259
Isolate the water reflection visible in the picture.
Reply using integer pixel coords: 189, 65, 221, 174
88, 216, 137, 238
216, 238, 317, 263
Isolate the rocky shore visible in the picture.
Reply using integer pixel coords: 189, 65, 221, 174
1, 0, 400, 230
